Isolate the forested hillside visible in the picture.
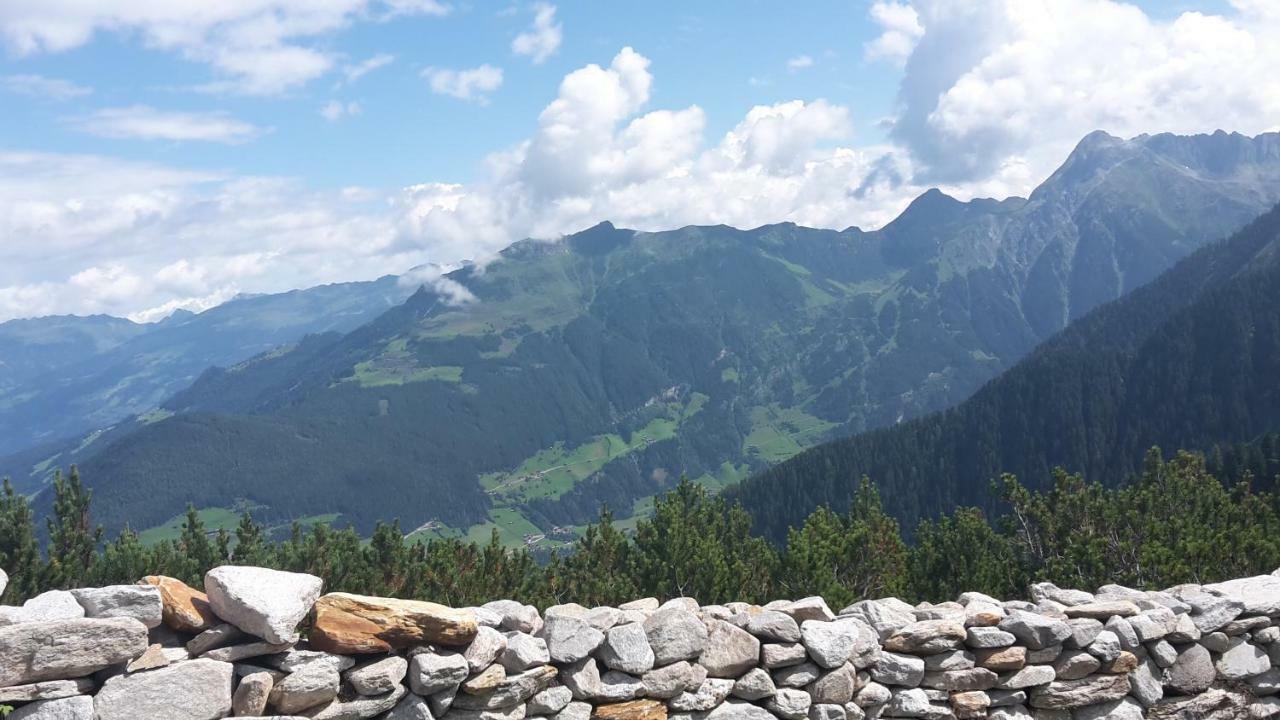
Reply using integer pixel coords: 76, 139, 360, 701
0, 274, 415, 456
7, 130, 1280, 544
731, 203, 1280, 540
2, 449, 1277, 608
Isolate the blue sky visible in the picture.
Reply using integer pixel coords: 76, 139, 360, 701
0, 0, 1275, 322
1, 2, 903, 188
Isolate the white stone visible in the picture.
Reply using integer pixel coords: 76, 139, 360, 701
0, 617, 148, 686
597, 622, 654, 675
70, 585, 162, 628
642, 608, 707, 665
1205, 576, 1280, 616
9, 696, 95, 720
346, 654, 407, 695
204, 566, 322, 644
408, 649, 469, 696
94, 658, 233, 720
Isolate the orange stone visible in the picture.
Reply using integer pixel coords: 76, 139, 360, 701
308, 592, 477, 654
592, 700, 667, 720
140, 575, 218, 633
1101, 651, 1138, 673
976, 645, 1026, 671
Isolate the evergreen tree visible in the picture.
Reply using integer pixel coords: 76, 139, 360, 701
550, 507, 639, 605
0, 478, 41, 602
45, 467, 102, 590
232, 512, 270, 566
780, 479, 908, 608
632, 479, 778, 604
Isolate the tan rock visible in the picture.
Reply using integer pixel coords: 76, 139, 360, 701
140, 575, 218, 633
976, 646, 1026, 671
125, 643, 171, 672
461, 663, 507, 694
593, 699, 668, 719
1100, 650, 1138, 673
951, 690, 990, 719
308, 592, 477, 654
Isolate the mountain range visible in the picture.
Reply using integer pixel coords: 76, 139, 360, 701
0, 276, 416, 457
3, 129, 1280, 547
730, 199, 1280, 540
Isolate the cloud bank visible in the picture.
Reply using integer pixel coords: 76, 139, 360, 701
2, 0, 1279, 322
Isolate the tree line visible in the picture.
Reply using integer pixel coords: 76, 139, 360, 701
2, 447, 1278, 609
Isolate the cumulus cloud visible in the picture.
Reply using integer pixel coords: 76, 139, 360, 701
8, 0, 1280, 321
0, 151, 417, 322
512, 3, 562, 64
422, 65, 504, 102
0, 0, 448, 95
887, 0, 1280, 188
864, 1, 923, 66
69, 106, 263, 143
341, 53, 394, 84
320, 100, 362, 121
786, 55, 814, 72
1, 73, 91, 100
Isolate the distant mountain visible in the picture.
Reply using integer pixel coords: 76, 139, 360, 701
0, 276, 416, 456
0, 315, 146, 395
9, 130, 1280, 544
730, 201, 1280, 541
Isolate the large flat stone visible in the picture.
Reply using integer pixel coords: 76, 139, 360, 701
0, 617, 148, 686
70, 585, 162, 628
309, 592, 478, 653
94, 658, 233, 720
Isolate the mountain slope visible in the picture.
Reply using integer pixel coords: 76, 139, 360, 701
730, 202, 1280, 540
0, 315, 146, 395
0, 275, 417, 456
14, 130, 1280, 542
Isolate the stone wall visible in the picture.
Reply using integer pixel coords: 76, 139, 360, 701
1, 566, 1279, 719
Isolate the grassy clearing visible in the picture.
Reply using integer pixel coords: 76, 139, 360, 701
482, 401, 689, 504
139, 507, 242, 545
743, 404, 837, 464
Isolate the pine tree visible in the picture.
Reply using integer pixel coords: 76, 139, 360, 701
45, 467, 103, 590
0, 478, 41, 602
232, 512, 269, 566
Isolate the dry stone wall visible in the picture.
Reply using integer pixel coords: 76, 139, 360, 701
2, 566, 1280, 719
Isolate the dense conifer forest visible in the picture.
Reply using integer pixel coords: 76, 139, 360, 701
3, 448, 1278, 608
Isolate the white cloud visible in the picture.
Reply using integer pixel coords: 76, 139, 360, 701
512, 3, 562, 64
7, 0, 1280, 322
1, 73, 91, 100
422, 65, 504, 102
864, 1, 923, 67
0, 1, 449, 95
320, 100, 362, 121
342, 53, 394, 83
69, 106, 262, 143
887, 0, 1280, 189
0, 151, 414, 322
786, 55, 814, 71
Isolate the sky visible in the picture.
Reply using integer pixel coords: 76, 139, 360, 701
0, 0, 1277, 323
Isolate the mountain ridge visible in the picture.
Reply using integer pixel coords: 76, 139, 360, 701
6, 130, 1280, 546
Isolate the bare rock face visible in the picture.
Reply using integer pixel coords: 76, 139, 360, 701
140, 575, 218, 633
204, 566, 322, 644
94, 658, 234, 720
309, 592, 478, 654
0, 617, 148, 686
